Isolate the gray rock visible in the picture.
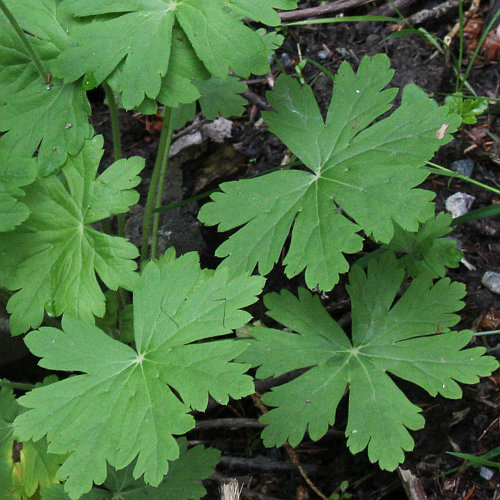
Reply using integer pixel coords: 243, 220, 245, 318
452, 159, 474, 178
479, 466, 494, 481
482, 271, 500, 294
445, 192, 475, 218
280, 52, 293, 68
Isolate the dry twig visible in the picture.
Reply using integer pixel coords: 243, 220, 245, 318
278, 0, 376, 21
398, 467, 428, 500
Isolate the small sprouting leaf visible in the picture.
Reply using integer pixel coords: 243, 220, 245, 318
0, 149, 37, 231
445, 92, 488, 125
0, 136, 143, 335
386, 212, 462, 278
0, 2, 92, 175
54, 0, 276, 109
0, 386, 62, 499
199, 54, 461, 290
239, 252, 499, 471
15, 251, 263, 498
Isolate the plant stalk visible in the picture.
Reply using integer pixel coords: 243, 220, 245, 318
140, 106, 173, 266
102, 82, 126, 237
0, 379, 36, 391
456, 0, 464, 92
151, 107, 174, 260
426, 161, 500, 196
0, 0, 51, 84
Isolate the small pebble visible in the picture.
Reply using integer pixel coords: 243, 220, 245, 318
482, 271, 500, 294
479, 466, 494, 481
317, 49, 330, 60
452, 159, 475, 178
280, 52, 293, 68
445, 192, 475, 218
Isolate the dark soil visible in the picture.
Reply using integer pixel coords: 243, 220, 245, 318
3, 1, 499, 499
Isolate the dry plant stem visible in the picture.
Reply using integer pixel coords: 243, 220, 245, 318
445, 0, 479, 47
0, 0, 50, 84
363, 0, 417, 19
404, 0, 467, 25
140, 107, 173, 265
220, 478, 242, 500
195, 418, 265, 430
151, 106, 174, 260
398, 467, 428, 500
279, 0, 375, 20
212, 473, 281, 500
251, 393, 330, 500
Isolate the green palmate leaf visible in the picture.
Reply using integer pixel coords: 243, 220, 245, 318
239, 253, 499, 471
386, 212, 462, 278
41, 438, 220, 500
0, 2, 92, 175
0, 386, 62, 499
199, 54, 461, 290
226, 0, 298, 26
54, 0, 277, 109
196, 77, 248, 119
0, 136, 143, 335
42, 486, 105, 500
0, 149, 37, 231
15, 250, 264, 498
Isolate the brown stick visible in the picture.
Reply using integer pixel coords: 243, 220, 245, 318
279, 0, 377, 21
398, 467, 428, 500
195, 418, 265, 431
370, 0, 417, 16
404, 0, 465, 26
357, 0, 418, 31
220, 478, 242, 500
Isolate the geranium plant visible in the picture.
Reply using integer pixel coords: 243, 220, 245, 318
0, 1, 497, 499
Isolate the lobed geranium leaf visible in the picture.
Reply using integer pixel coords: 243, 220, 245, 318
0, 386, 62, 499
15, 250, 263, 498
386, 212, 462, 278
0, 1, 92, 175
0, 149, 37, 231
199, 54, 461, 290
239, 252, 499, 471
226, 0, 298, 26
54, 0, 277, 109
41, 438, 219, 500
0, 136, 143, 335
196, 77, 248, 119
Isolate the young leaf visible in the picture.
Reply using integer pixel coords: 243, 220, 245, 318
54, 0, 273, 109
41, 438, 220, 500
385, 212, 462, 278
199, 54, 461, 290
15, 251, 264, 498
239, 252, 499, 471
0, 386, 62, 499
0, 3, 93, 175
0, 150, 37, 231
0, 136, 143, 335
